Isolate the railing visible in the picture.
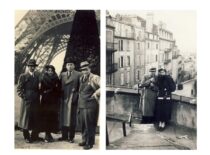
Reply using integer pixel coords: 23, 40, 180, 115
115, 32, 135, 39
164, 59, 171, 64
106, 18, 114, 27
106, 42, 118, 51
106, 63, 118, 73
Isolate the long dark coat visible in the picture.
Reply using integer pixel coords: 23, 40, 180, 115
60, 70, 82, 127
40, 73, 61, 133
17, 71, 41, 130
155, 75, 176, 122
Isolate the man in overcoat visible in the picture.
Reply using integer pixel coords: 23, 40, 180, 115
59, 58, 82, 143
17, 59, 41, 143
139, 67, 158, 123
78, 61, 100, 150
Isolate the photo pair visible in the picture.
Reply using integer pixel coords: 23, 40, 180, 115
15, 10, 196, 150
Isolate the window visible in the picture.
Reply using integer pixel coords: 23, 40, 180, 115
127, 71, 130, 84
118, 40, 124, 51
127, 40, 130, 51
191, 89, 194, 96
156, 44, 158, 49
156, 54, 158, 62
137, 43, 140, 50
120, 73, 124, 85
127, 56, 130, 66
120, 56, 124, 68
125, 29, 128, 37
136, 70, 140, 80
140, 55, 144, 66
136, 55, 141, 66
120, 40, 123, 50
147, 42, 150, 49
106, 30, 113, 42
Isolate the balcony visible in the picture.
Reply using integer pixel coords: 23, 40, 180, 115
106, 42, 118, 52
106, 63, 118, 73
115, 32, 135, 39
106, 18, 114, 28
164, 59, 171, 64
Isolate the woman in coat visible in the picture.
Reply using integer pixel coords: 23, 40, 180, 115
155, 68, 176, 130
40, 65, 61, 142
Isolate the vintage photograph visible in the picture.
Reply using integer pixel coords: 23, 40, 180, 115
15, 10, 100, 150
106, 10, 196, 150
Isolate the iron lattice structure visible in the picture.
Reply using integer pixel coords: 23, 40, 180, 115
15, 10, 100, 83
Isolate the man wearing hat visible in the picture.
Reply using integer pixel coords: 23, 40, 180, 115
58, 58, 82, 143
17, 59, 42, 143
78, 61, 100, 150
139, 67, 158, 123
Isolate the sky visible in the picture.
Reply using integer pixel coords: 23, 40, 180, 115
15, 10, 196, 73
16, 10, 196, 57
15, 10, 27, 26
109, 10, 196, 56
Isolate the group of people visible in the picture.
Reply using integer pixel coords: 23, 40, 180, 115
17, 58, 100, 150
139, 67, 176, 130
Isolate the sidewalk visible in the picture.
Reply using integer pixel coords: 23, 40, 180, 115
107, 123, 196, 150
15, 130, 99, 149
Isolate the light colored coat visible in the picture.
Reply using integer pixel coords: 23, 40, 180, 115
60, 70, 82, 127
140, 74, 157, 117
17, 71, 41, 130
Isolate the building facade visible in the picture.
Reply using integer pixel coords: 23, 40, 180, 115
107, 13, 183, 88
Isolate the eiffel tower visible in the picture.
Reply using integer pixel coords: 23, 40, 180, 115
15, 10, 100, 83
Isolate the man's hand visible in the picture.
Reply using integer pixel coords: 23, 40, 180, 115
150, 83, 154, 87
91, 93, 97, 100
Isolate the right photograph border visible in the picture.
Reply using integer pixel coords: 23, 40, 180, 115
106, 10, 196, 150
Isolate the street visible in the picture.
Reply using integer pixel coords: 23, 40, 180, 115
107, 123, 196, 150
15, 130, 99, 149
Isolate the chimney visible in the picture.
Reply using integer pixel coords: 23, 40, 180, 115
146, 12, 154, 33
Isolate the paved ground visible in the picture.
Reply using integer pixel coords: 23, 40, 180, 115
15, 130, 99, 149
107, 123, 196, 150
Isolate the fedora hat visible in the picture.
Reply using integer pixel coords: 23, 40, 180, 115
27, 59, 38, 66
149, 67, 156, 72
80, 61, 89, 70
64, 57, 75, 64
158, 68, 166, 73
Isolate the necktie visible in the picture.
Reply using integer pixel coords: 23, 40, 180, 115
68, 71, 71, 78
83, 75, 87, 82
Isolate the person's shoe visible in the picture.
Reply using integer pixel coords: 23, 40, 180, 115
158, 122, 162, 128
31, 136, 43, 142
69, 139, 74, 143
25, 138, 32, 143
78, 142, 86, 146
58, 137, 68, 141
45, 133, 54, 143
44, 138, 54, 143
162, 122, 166, 128
83, 145, 93, 150
45, 137, 54, 143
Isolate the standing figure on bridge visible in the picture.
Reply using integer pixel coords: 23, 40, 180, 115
139, 67, 158, 123
78, 61, 100, 150
155, 68, 176, 130
40, 65, 61, 142
59, 58, 82, 143
17, 59, 42, 143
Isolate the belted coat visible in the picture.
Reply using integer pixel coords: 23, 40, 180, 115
17, 71, 41, 130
